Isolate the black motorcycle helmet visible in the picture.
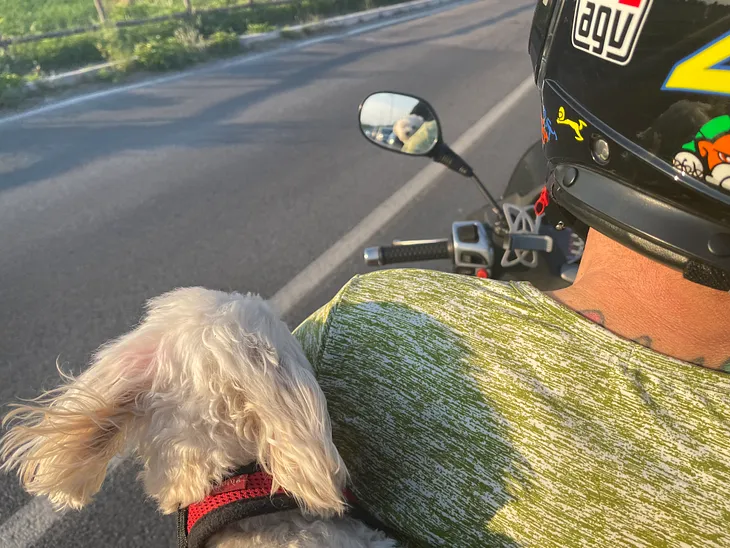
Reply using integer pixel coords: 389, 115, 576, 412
528, 0, 730, 291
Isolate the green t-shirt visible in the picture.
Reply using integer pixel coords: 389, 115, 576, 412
294, 269, 730, 548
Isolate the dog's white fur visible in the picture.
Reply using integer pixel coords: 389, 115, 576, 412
0, 288, 395, 548
392, 115, 424, 143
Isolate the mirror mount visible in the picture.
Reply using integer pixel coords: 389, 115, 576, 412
429, 142, 505, 232
429, 142, 474, 178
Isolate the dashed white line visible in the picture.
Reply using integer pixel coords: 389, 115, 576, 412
0, 456, 125, 548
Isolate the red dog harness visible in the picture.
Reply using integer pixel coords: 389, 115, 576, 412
177, 463, 395, 548
177, 464, 299, 548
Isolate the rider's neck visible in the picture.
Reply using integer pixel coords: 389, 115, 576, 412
547, 228, 730, 371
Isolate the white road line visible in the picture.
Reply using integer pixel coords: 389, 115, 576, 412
1, 499, 58, 547
0, 75, 533, 548
271, 75, 535, 315
0, 456, 125, 548
0, 0, 486, 127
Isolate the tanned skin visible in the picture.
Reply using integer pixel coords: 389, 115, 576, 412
547, 229, 730, 372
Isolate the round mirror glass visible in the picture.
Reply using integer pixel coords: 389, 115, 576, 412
359, 92, 440, 155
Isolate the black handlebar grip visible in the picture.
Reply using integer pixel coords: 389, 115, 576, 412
379, 241, 452, 265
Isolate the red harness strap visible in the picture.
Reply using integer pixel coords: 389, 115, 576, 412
186, 469, 284, 534
177, 464, 399, 548
178, 465, 299, 548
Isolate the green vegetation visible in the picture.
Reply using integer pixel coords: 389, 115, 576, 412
133, 34, 199, 71
206, 30, 242, 54
0, 0, 407, 108
0, 0, 369, 38
0, 0, 99, 37
245, 22, 274, 34
0, 0, 243, 37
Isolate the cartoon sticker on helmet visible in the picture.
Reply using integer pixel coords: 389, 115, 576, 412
557, 107, 587, 142
541, 106, 558, 144
673, 115, 730, 190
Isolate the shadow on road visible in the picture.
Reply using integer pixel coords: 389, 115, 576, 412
0, 2, 534, 194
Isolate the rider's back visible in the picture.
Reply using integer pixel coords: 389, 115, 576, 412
294, 268, 730, 548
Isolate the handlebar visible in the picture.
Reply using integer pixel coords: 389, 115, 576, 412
363, 203, 558, 273
364, 240, 453, 266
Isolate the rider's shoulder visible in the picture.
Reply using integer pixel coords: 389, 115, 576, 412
335, 268, 536, 309
295, 268, 549, 376
294, 268, 540, 363
295, 268, 540, 345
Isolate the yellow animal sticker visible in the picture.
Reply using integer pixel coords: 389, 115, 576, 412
557, 107, 587, 142
663, 31, 730, 97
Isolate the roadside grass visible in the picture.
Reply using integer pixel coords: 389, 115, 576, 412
0, 0, 252, 37
0, 0, 407, 107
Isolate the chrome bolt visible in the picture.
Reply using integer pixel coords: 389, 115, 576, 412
555, 221, 565, 231
592, 138, 610, 165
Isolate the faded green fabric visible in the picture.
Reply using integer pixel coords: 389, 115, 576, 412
401, 120, 439, 155
294, 269, 730, 548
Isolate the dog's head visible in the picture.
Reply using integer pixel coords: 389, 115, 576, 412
0, 288, 346, 517
393, 115, 425, 143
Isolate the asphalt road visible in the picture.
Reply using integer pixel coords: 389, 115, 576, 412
0, 1, 540, 545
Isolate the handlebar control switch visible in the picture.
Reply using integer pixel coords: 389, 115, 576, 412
452, 221, 495, 274
456, 224, 479, 244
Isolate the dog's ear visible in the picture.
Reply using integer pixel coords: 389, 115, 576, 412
1, 288, 348, 518
0, 322, 156, 511
215, 296, 348, 518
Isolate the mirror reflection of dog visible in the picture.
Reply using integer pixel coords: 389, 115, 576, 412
0, 288, 395, 548
393, 114, 425, 144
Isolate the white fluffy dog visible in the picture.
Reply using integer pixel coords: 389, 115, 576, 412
0, 288, 396, 548
392, 115, 424, 143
